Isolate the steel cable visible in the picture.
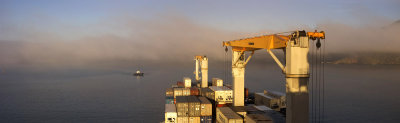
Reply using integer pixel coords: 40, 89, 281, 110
319, 42, 323, 123
315, 41, 318, 123
310, 40, 315, 123
322, 38, 326, 123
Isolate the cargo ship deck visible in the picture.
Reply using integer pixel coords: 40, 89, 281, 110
164, 79, 286, 123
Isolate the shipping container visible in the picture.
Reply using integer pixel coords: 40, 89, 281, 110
203, 87, 215, 101
216, 104, 226, 107
253, 106, 285, 123
209, 86, 233, 104
188, 116, 201, 123
184, 77, 192, 88
166, 96, 174, 104
198, 97, 212, 116
176, 96, 189, 117
190, 87, 199, 96
174, 88, 191, 98
174, 88, 183, 98
165, 104, 177, 123
201, 88, 214, 99
177, 116, 189, 123
183, 88, 191, 96
263, 90, 285, 98
244, 106, 264, 114
245, 114, 272, 123
245, 88, 249, 98
200, 116, 212, 123
263, 90, 286, 109
188, 96, 201, 117
230, 106, 247, 119
166, 88, 174, 97
212, 78, 223, 87
254, 93, 281, 111
177, 81, 185, 88
253, 105, 273, 112
216, 107, 243, 123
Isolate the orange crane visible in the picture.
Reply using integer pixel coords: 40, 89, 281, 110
223, 30, 325, 123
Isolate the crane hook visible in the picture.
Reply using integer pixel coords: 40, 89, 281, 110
316, 38, 321, 49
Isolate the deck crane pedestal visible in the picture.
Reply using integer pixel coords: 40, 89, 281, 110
194, 56, 208, 88
223, 30, 325, 123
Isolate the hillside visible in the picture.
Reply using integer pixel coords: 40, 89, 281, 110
330, 52, 400, 65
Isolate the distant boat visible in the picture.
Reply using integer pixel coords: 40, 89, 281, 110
133, 70, 144, 76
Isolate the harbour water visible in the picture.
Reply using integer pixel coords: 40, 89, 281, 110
0, 64, 399, 122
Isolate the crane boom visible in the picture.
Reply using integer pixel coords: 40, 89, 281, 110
223, 31, 324, 51
223, 35, 289, 51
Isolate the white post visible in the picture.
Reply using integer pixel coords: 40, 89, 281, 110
232, 51, 245, 106
195, 59, 200, 81
201, 57, 208, 88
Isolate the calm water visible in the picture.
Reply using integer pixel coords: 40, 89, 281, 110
0, 64, 399, 122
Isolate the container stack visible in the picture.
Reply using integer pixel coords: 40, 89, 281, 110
165, 104, 177, 123
245, 114, 273, 123
184, 77, 192, 88
175, 96, 203, 123
188, 117, 200, 123
166, 88, 174, 96
166, 88, 174, 104
264, 90, 286, 111
198, 97, 212, 123
188, 96, 201, 122
165, 80, 286, 123
200, 88, 214, 99
177, 81, 185, 88
183, 88, 191, 96
216, 107, 243, 123
254, 90, 286, 112
174, 88, 191, 98
163, 56, 287, 123
230, 106, 247, 120
253, 105, 285, 123
174, 88, 183, 98
176, 96, 189, 123
166, 96, 174, 104
190, 87, 199, 96
176, 96, 189, 116
211, 78, 223, 87
208, 86, 233, 105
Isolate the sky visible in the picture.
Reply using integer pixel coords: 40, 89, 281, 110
1, 0, 400, 69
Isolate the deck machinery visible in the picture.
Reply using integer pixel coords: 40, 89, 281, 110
194, 56, 208, 88
223, 30, 325, 123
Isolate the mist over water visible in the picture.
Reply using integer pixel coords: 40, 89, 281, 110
1, 63, 399, 123
1, 13, 399, 69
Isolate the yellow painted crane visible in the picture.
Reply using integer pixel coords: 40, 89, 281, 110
223, 30, 325, 123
